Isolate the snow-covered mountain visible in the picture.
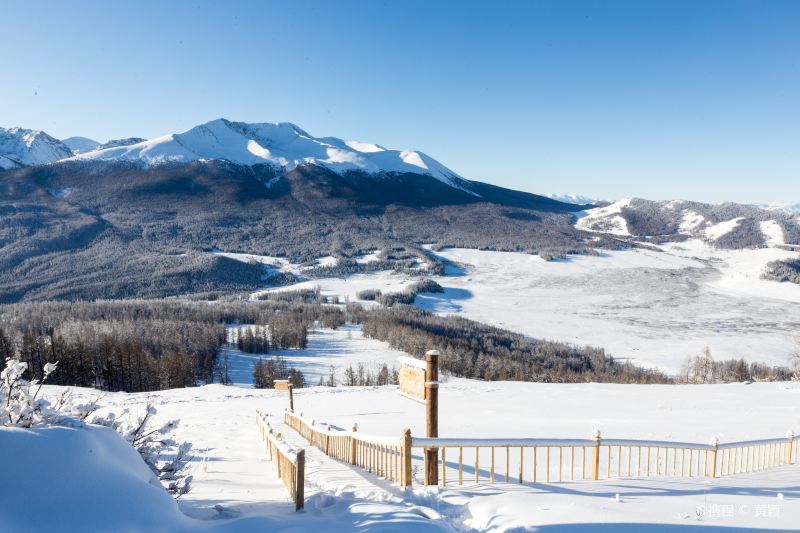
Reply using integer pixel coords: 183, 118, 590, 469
62, 136, 149, 155
577, 197, 800, 249
68, 118, 467, 189
62, 136, 101, 155
0, 127, 73, 169
544, 193, 605, 207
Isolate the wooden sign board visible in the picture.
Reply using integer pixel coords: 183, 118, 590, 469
397, 356, 426, 401
274, 380, 290, 391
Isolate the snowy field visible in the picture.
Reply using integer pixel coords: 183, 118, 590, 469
222, 324, 406, 385
6, 240, 799, 531
254, 240, 800, 373
7, 377, 798, 532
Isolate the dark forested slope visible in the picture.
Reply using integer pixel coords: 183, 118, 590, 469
0, 160, 602, 302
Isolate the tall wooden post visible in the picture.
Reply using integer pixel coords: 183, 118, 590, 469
325, 425, 331, 455
424, 349, 439, 486
786, 431, 794, 465
295, 449, 305, 511
590, 430, 601, 480
288, 382, 295, 413
402, 428, 413, 487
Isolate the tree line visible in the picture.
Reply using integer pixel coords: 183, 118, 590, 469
0, 298, 344, 392
679, 348, 794, 383
349, 304, 672, 384
253, 356, 306, 389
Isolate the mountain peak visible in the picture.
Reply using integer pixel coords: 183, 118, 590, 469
65, 118, 466, 188
0, 126, 73, 169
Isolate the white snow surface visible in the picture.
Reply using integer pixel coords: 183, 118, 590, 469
0, 424, 185, 532
0, 126, 73, 169
417, 244, 800, 372
15, 377, 800, 532
760, 220, 785, 246
678, 210, 705, 233
251, 241, 800, 373
704, 217, 743, 240
70, 118, 467, 187
222, 324, 406, 385
575, 198, 632, 235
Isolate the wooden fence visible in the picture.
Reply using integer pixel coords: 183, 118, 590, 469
411, 430, 800, 486
282, 411, 799, 488
284, 410, 412, 486
256, 410, 305, 510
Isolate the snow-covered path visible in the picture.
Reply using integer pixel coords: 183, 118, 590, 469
175, 395, 297, 519
275, 415, 403, 499
56, 385, 454, 532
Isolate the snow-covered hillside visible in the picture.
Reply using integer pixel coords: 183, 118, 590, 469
575, 198, 632, 235
0, 126, 73, 169
68, 118, 467, 188
8, 376, 797, 532
576, 197, 800, 248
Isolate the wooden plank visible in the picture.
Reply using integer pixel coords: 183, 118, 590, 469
398, 366, 426, 400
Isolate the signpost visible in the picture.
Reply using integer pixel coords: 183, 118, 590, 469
397, 349, 440, 485
397, 356, 426, 401
424, 350, 439, 486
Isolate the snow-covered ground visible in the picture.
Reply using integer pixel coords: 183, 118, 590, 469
417, 243, 800, 372
251, 271, 419, 302
16, 235, 791, 531
13, 377, 799, 532
222, 324, 406, 385
250, 240, 800, 373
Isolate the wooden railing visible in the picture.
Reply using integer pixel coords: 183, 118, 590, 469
256, 410, 305, 510
284, 410, 411, 486
716, 432, 798, 477
281, 409, 798, 488
411, 430, 800, 486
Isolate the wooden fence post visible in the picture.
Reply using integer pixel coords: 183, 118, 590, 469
787, 431, 794, 465
402, 428, 412, 488
424, 350, 439, 486
288, 382, 294, 413
708, 437, 719, 478
591, 430, 601, 480
295, 449, 305, 511
351, 423, 358, 464
325, 425, 331, 455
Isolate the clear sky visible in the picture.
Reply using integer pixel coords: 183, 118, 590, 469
2, 0, 798, 204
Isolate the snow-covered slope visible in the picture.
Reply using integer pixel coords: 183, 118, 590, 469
0, 127, 73, 169
575, 198, 632, 235
575, 198, 800, 249
71, 118, 467, 187
98, 137, 146, 150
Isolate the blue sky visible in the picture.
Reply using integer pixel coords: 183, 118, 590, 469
2, 0, 798, 203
